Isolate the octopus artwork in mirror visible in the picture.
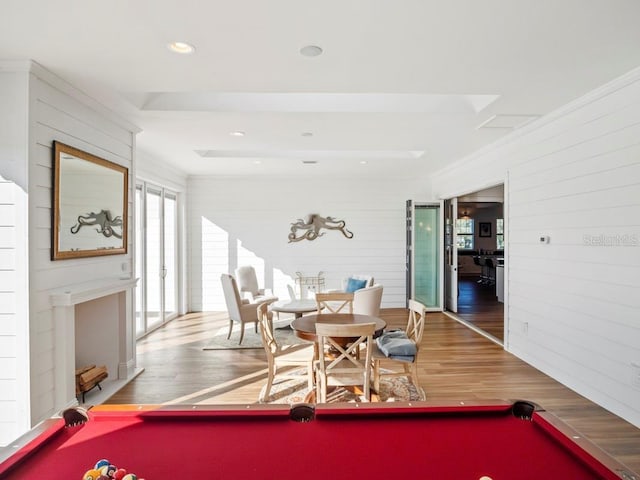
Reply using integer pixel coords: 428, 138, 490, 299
71, 209, 123, 239
288, 214, 353, 242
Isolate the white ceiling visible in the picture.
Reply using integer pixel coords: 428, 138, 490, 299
2, 0, 640, 179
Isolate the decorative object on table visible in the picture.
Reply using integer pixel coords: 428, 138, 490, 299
70, 209, 123, 239
479, 221, 492, 237
372, 299, 427, 400
288, 214, 353, 242
257, 302, 314, 402
52, 141, 128, 260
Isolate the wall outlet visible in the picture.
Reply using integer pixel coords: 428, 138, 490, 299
522, 321, 529, 335
631, 363, 640, 390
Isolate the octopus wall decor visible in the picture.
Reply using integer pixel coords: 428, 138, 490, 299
71, 209, 123, 239
288, 214, 353, 242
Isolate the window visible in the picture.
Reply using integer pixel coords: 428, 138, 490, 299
456, 218, 474, 249
496, 218, 504, 250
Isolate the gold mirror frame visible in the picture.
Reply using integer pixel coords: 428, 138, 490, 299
52, 141, 128, 260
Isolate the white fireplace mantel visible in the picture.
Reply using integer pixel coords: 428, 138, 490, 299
50, 276, 139, 410
50, 277, 138, 306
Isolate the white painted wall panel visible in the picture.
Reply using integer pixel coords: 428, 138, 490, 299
431, 68, 640, 427
188, 176, 429, 311
0, 69, 29, 446
0, 63, 139, 445
26, 69, 136, 428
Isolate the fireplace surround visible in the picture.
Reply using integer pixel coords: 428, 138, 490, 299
50, 277, 140, 407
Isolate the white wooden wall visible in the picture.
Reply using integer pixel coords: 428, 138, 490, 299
188, 177, 430, 311
0, 69, 30, 445
431, 67, 640, 427
0, 61, 138, 444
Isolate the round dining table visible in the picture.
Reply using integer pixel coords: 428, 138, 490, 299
270, 299, 317, 319
291, 313, 386, 343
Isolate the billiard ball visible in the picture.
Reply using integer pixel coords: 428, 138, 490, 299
83, 469, 102, 480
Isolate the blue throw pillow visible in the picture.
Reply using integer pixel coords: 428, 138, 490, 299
345, 277, 367, 293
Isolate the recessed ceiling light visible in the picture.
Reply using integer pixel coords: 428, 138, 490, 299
167, 41, 196, 54
360, 160, 368, 165
301, 132, 313, 137
253, 160, 262, 165
229, 131, 245, 137
300, 45, 323, 57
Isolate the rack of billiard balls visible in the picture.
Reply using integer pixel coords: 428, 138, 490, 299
83, 459, 145, 480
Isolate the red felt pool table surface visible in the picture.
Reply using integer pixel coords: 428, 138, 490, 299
0, 401, 636, 480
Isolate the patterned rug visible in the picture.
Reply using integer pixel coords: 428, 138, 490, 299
203, 321, 295, 350
260, 368, 424, 404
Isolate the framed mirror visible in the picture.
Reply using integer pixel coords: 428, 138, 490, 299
52, 141, 128, 260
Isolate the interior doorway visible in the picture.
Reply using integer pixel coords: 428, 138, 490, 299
444, 185, 505, 344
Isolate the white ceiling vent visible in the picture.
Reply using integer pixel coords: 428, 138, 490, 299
477, 114, 539, 130
302, 160, 318, 165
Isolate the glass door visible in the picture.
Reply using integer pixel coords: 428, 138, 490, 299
163, 192, 178, 321
407, 201, 442, 310
135, 182, 180, 337
444, 198, 458, 313
145, 186, 163, 330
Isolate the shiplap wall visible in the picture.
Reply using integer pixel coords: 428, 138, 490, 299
0, 61, 137, 444
0, 69, 30, 445
431, 68, 640, 427
188, 177, 430, 311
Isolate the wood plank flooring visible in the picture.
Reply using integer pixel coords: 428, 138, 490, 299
456, 275, 504, 342
106, 308, 640, 474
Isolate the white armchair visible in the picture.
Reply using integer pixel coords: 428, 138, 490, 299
353, 284, 383, 316
235, 266, 278, 303
220, 273, 271, 345
329, 275, 375, 293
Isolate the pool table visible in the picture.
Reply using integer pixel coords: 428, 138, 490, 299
0, 401, 636, 480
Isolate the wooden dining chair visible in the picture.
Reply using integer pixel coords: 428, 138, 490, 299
315, 292, 354, 314
257, 302, 315, 402
372, 299, 427, 399
315, 322, 376, 402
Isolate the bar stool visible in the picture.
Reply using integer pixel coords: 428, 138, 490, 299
485, 258, 495, 286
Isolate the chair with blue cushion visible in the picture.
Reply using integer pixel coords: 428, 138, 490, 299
372, 299, 427, 399
342, 275, 374, 292
328, 275, 374, 293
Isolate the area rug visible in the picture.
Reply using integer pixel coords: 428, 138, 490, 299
202, 321, 295, 350
259, 368, 424, 404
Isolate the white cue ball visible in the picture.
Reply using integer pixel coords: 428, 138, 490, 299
479, 476, 493, 480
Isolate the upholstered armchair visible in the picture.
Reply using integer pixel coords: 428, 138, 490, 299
353, 284, 383, 316
235, 266, 278, 303
329, 275, 375, 293
220, 273, 269, 345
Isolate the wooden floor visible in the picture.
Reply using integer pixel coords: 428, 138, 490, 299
107, 308, 640, 474
456, 275, 504, 342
